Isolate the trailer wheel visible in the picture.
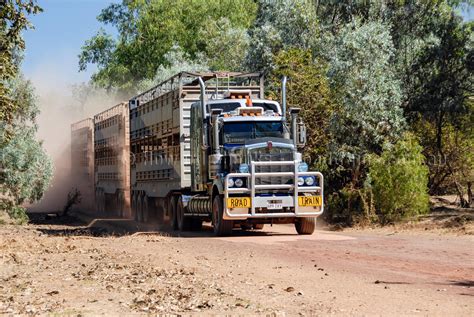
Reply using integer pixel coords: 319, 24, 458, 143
137, 194, 143, 223
95, 189, 101, 214
177, 196, 192, 231
169, 196, 178, 230
295, 217, 316, 235
118, 191, 125, 218
132, 193, 138, 221
212, 195, 233, 236
98, 190, 105, 214
142, 194, 149, 223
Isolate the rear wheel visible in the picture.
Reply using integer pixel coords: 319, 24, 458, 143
98, 190, 105, 214
132, 193, 138, 221
295, 217, 316, 235
117, 192, 123, 218
177, 196, 192, 231
169, 196, 178, 230
137, 194, 143, 223
212, 195, 233, 236
142, 194, 149, 223
95, 189, 101, 213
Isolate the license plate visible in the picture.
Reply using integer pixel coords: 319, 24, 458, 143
227, 197, 251, 208
298, 196, 322, 207
268, 199, 283, 210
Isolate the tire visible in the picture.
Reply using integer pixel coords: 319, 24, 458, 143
169, 196, 178, 230
212, 195, 233, 236
142, 194, 149, 223
132, 193, 138, 221
177, 196, 192, 231
253, 224, 264, 230
99, 190, 105, 214
118, 191, 125, 218
95, 190, 101, 214
295, 217, 316, 235
137, 194, 143, 223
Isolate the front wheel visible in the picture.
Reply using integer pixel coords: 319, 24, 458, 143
212, 195, 233, 236
295, 217, 316, 235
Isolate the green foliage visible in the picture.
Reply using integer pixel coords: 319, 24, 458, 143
269, 48, 334, 163
325, 21, 405, 162
0, 0, 42, 128
245, 0, 318, 72
368, 133, 430, 223
137, 45, 209, 92
199, 17, 249, 71
0, 200, 29, 225
326, 187, 376, 226
79, 0, 257, 91
0, 1, 51, 223
0, 124, 53, 206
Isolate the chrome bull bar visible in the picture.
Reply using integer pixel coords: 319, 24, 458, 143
223, 160, 324, 219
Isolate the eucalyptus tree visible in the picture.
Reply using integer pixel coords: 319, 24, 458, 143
79, 0, 257, 92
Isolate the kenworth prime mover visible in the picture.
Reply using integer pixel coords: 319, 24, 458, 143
70, 72, 324, 235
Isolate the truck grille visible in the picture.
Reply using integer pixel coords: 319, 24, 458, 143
251, 150, 293, 186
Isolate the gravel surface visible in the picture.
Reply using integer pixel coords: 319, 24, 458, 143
1, 217, 473, 315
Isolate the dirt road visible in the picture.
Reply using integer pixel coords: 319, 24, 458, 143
1, 218, 473, 315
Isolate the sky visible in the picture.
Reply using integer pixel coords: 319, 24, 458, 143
22, 0, 118, 90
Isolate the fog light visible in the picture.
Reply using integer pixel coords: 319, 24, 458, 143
234, 178, 244, 187
305, 176, 315, 186
297, 177, 305, 186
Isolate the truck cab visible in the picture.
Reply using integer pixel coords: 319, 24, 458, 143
188, 83, 324, 235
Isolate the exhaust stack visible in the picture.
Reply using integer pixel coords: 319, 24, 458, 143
198, 77, 206, 115
281, 76, 287, 120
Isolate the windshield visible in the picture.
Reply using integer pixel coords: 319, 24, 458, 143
222, 122, 284, 144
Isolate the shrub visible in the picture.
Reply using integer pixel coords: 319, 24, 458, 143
367, 133, 429, 223
0, 200, 29, 224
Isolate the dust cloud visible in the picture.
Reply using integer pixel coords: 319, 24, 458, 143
27, 65, 122, 213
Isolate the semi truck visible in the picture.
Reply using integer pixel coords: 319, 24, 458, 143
71, 72, 324, 235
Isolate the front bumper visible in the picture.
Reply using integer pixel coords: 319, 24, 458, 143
223, 160, 324, 220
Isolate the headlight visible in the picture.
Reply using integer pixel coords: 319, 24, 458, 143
298, 162, 308, 172
227, 178, 234, 187
234, 178, 244, 187
305, 176, 315, 186
297, 177, 305, 186
239, 163, 249, 173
